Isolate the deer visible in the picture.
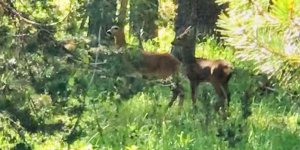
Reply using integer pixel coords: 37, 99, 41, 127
106, 25, 184, 106
170, 26, 233, 118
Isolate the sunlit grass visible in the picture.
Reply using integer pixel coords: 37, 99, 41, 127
237, 93, 300, 150
1, 33, 300, 149
78, 25, 300, 149
2, 10, 300, 149
88, 86, 229, 149
86, 84, 300, 149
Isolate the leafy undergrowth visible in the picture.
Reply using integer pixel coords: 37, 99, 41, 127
1, 37, 300, 150
83, 57, 300, 149
86, 83, 300, 150
89, 38, 300, 149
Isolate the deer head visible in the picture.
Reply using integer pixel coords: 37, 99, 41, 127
106, 25, 126, 48
171, 26, 193, 46
106, 25, 120, 37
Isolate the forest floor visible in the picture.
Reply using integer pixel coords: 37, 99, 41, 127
1, 37, 300, 150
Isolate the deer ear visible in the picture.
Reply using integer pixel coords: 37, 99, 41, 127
184, 26, 193, 34
113, 26, 119, 30
186, 26, 192, 31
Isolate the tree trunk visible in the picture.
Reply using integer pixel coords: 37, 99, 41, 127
118, 0, 128, 26
171, 0, 197, 62
129, 0, 159, 40
87, 0, 117, 46
196, 0, 227, 40
115, 0, 128, 48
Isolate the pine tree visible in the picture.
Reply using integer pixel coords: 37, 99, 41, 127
217, 0, 300, 87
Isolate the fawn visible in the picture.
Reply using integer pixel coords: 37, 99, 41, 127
171, 26, 233, 118
106, 25, 184, 104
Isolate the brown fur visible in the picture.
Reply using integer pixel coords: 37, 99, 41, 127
171, 26, 233, 118
106, 26, 181, 79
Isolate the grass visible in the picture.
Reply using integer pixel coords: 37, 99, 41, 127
88, 87, 227, 150
83, 34, 300, 149
85, 84, 300, 149
1, 27, 300, 150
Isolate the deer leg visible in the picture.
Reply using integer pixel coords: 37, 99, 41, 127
220, 84, 230, 118
178, 83, 184, 107
222, 82, 231, 107
168, 86, 179, 107
190, 81, 199, 110
212, 82, 227, 119
168, 74, 182, 108
176, 81, 184, 109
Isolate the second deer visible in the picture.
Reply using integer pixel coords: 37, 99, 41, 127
171, 26, 233, 118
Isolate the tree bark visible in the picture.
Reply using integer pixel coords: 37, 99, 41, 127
196, 0, 227, 40
118, 0, 128, 26
115, 0, 128, 49
171, 0, 197, 62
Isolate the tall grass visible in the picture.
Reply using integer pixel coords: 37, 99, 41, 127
84, 27, 300, 149
1, 25, 299, 150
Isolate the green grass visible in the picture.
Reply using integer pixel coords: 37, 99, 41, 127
87, 86, 228, 150
1, 27, 300, 150
82, 36, 300, 149
85, 84, 300, 150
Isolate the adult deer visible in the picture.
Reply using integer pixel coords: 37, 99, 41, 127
171, 26, 233, 118
106, 25, 184, 105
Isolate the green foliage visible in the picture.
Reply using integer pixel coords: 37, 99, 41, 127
129, 0, 159, 39
1, 0, 300, 149
216, 0, 300, 89
125, 24, 175, 52
0, 1, 93, 149
157, 0, 176, 26
87, 0, 117, 43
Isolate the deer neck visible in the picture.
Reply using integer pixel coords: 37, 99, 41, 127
114, 30, 127, 49
181, 45, 196, 64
